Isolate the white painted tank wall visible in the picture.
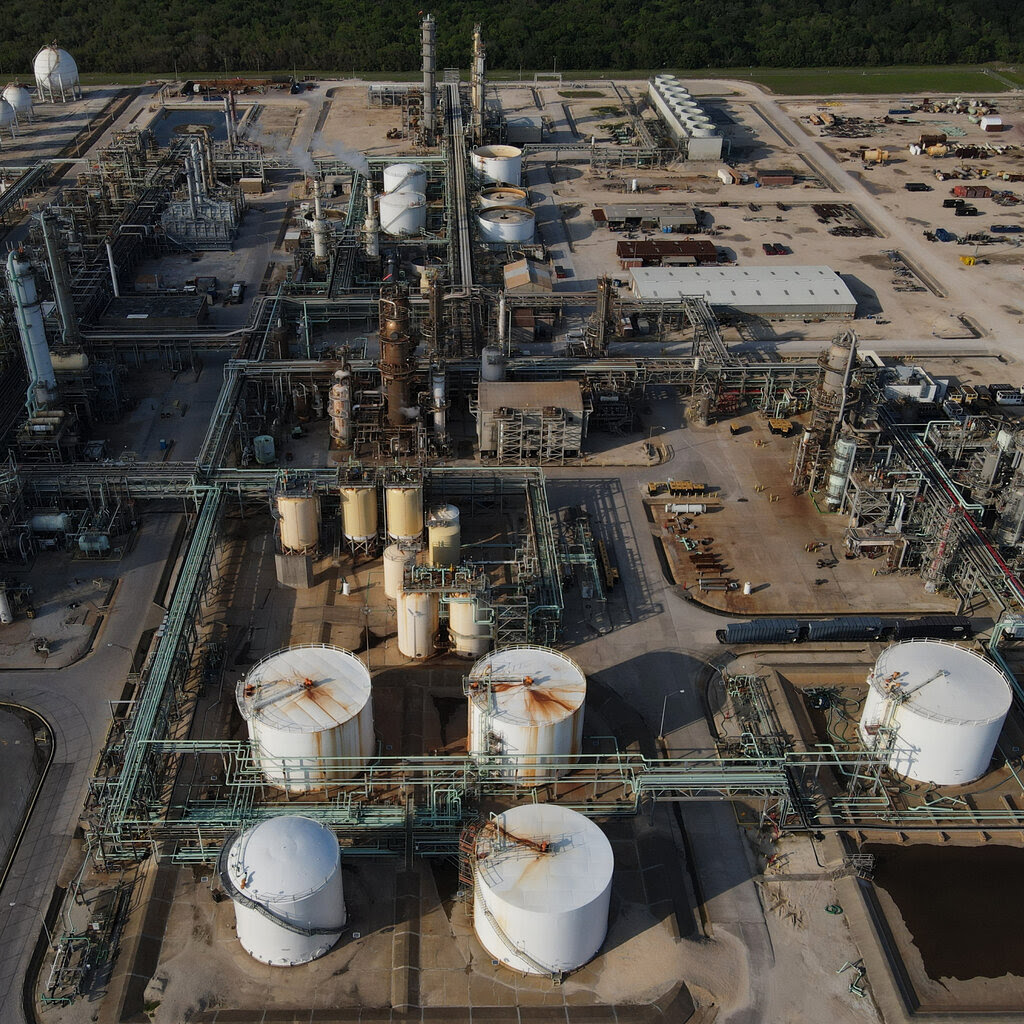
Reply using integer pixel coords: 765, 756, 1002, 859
397, 589, 438, 658
379, 190, 426, 236
224, 815, 346, 966
427, 504, 460, 566
857, 640, 1012, 785
383, 162, 427, 194
473, 804, 612, 975
471, 145, 523, 185
236, 645, 374, 791
383, 543, 417, 601
477, 206, 535, 243
467, 645, 586, 783
449, 594, 491, 658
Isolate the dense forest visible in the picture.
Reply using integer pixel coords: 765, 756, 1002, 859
2, 0, 1023, 76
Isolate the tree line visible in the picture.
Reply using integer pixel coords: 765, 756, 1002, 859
3, 0, 1023, 77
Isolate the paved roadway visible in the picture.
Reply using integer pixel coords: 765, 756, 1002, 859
546, 405, 777, 1023
0, 515, 180, 1024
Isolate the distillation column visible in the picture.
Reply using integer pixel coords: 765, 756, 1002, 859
471, 23, 486, 145
421, 14, 436, 141
378, 286, 417, 437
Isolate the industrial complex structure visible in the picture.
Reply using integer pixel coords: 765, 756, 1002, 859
3, 16, 1024, 1024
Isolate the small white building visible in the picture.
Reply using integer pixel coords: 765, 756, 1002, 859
629, 265, 857, 318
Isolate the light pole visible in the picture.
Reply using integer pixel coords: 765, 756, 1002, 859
107, 641, 139, 675
659, 689, 685, 741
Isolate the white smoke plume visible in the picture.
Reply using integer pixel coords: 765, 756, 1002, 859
400, 406, 421, 420
309, 132, 370, 178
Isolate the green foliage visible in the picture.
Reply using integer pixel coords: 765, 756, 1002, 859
2, 1, 1024, 77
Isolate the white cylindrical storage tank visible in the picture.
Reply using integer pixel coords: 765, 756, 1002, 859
472, 804, 613, 975
383, 543, 417, 601
449, 594, 491, 658
277, 494, 320, 554
471, 145, 523, 186
427, 504, 460, 566
236, 644, 375, 791
477, 206, 535, 243
481, 344, 505, 381
467, 645, 586, 783
222, 815, 345, 966
382, 162, 427, 195
253, 435, 276, 465
340, 484, 378, 545
857, 640, 1012, 786
33, 46, 79, 102
378, 190, 426, 236
385, 483, 423, 542
397, 589, 439, 659
478, 186, 529, 209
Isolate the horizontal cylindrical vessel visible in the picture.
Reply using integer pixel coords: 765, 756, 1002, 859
222, 815, 346, 966
340, 484, 378, 544
236, 644, 374, 791
478, 186, 528, 208
467, 645, 586, 783
383, 543, 417, 601
427, 504, 460, 566
477, 206, 535, 243
397, 589, 438, 659
378, 190, 426, 236
858, 640, 1012, 785
382, 162, 427, 194
473, 804, 613, 975
471, 144, 523, 186
277, 495, 319, 554
385, 483, 423, 542
449, 593, 491, 658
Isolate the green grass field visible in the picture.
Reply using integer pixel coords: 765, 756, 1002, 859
76, 63, 1022, 96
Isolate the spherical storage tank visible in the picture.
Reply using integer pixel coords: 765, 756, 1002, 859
383, 162, 427, 195
477, 206, 535, 243
397, 589, 438, 659
236, 644, 375, 791
467, 645, 586, 783
221, 815, 345, 966
277, 494, 319, 554
383, 543, 417, 601
472, 804, 612, 975
340, 484, 378, 545
0, 99, 16, 131
3, 84, 32, 120
857, 640, 1012, 786
471, 145, 523, 186
427, 504, 460, 566
479, 186, 528, 209
34, 46, 79, 102
378, 190, 426, 236
385, 483, 423, 542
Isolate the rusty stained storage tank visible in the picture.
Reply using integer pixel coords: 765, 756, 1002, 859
236, 644, 374, 792
467, 645, 585, 783
472, 804, 613, 975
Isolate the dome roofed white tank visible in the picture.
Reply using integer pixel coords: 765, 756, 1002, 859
858, 639, 1012, 786
467, 645, 585, 782
236, 644, 374, 791
472, 804, 613, 975
221, 815, 345, 966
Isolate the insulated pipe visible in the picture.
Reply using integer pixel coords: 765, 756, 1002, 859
312, 178, 329, 259
39, 211, 78, 346
105, 240, 121, 297
7, 250, 56, 410
497, 290, 507, 345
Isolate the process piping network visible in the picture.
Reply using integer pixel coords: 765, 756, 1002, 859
882, 410, 1024, 613
87, 741, 1024, 865
444, 81, 473, 291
